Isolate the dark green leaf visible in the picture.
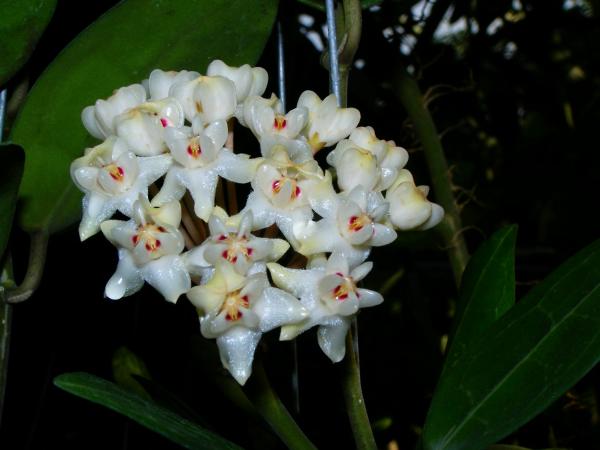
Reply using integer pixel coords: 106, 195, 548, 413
10, 0, 278, 233
0, 0, 56, 85
54, 372, 242, 450
423, 239, 600, 450
297, 0, 383, 12
0, 143, 25, 258
446, 225, 517, 364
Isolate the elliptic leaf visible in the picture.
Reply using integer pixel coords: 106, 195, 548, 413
10, 0, 278, 233
54, 372, 242, 450
423, 239, 600, 450
446, 225, 517, 365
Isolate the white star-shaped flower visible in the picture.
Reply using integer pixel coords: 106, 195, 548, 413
101, 198, 191, 303
82, 84, 147, 140
297, 90, 360, 153
294, 185, 397, 266
327, 126, 409, 192
151, 119, 262, 221
187, 263, 308, 384
386, 169, 444, 230
70, 137, 172, 240
114, 97, 185, 156
169, 75, 237, 124
207, 60, 268, 103
147, 69, 199, 101
242, 144, 332, 246
267, 252, 383, 362
186, 208, 290, 275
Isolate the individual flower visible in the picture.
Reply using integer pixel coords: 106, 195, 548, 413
151, 119, 261, 221
293, 185, 396, 266
326, 126, 409, 192
170, 75, 237, 123
70, 137, 172, 240
297, 90, 360, 153
186, 208, 290, 275
82, 84, 147, 140
207, 60, 268, 103
242, 144, 332, 245
268, 252, 383, 362
114, 98, 185, 156
187, 263, 308, 384
242, 95, 308, 143
101, 198, 191, 303
385, 169, 444, 230
147, 69, 199, 100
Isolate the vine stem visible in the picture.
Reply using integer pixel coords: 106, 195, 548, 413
393, 69, 470, 285
324, 1, 377, 449
243, 361, 317, 450
6, 231, 49, 305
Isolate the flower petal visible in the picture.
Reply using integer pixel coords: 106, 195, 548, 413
254, 287, 308, 332
105, 249, 144, 300
317, 316, 351, 363
216, 327, 262, 385
141, 255, 191, 303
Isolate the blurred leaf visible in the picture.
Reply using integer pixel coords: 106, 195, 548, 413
0, 143, 25, 258
10, 0, 278, 233
487, 446, 531, 450
487, 446, 569, 450
112, 346, 151, 399
423, 238, 600, 450
446, 225, 517, 363
54, 372, 242, 450
297, 0, 383, 11
0, 0, 56, 86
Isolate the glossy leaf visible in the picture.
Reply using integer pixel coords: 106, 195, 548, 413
0, 143, 25, 257
423, 238, 600, 450
0, 0, 56, 85
10, 0, 278, 233
54, 372, 242, 450
446, 225, 517, 364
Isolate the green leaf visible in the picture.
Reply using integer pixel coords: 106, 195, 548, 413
446, 225, 517, 364
10, 0, 278, 233
423, 238, 600, 450
297, 0, 383, 11
54, 372, 242, 450
0, 0, 56, 86
0, 143, 25, 258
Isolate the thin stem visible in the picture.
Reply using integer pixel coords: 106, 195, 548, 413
180, 202, 204, 246
324, 1, 376, 448
6, 231, 49, 304
342, 332, 377, 450
0, 289, 12, 427
243, 361, 317, 450
393, 68, 469, 284
182, 193, 207, 242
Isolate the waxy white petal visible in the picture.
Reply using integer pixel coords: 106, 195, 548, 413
216, 327, 262, 385
105, 249, 144, 300
254, 287, 308, 332
318, 317, 352, 363
142, 255, 191, 303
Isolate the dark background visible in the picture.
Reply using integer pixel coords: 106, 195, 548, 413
2, 0, 600, 448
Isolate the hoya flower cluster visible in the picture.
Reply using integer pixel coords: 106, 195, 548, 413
71, 60, 443, 385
